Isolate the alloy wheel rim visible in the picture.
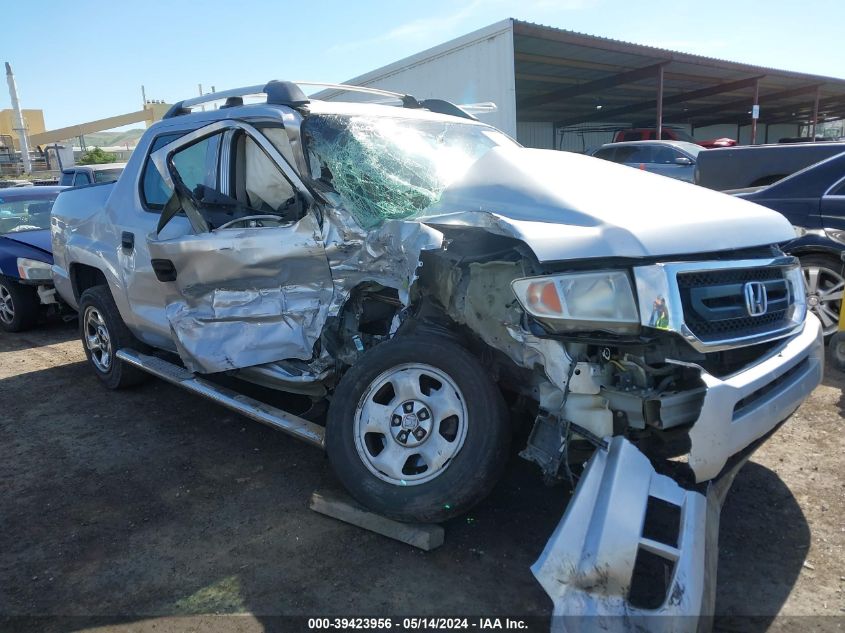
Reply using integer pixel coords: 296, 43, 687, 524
353, 363, 468, 486
0, 285, 14, 324
803, 265, 844, 335
83, 306, 113, 372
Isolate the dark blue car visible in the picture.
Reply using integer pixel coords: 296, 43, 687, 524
0, 186, 66, 331
732, 151, 845, 335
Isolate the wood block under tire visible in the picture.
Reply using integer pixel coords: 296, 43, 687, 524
309, 489, 445, 551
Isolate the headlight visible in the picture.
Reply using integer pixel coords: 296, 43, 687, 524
784, 264, 808, 323
511, 270, 640, 333
17, 257, 52, 281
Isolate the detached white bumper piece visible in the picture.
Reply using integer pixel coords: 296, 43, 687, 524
532, 436, 708, 632
532, 317, 824, 632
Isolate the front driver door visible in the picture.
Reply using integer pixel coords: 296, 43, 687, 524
146, 120, 334, 374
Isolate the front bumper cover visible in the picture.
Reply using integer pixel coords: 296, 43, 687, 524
532, 316, 824, 632
686, 313, 824, 482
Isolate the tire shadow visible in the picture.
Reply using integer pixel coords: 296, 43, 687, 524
715, 461, 810, 631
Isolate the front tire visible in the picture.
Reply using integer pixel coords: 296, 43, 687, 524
0, 276, 40, 332
326, 335, 510, 523
78, 285, 150, 389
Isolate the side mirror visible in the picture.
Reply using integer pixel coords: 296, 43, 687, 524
674, 156, 693, 166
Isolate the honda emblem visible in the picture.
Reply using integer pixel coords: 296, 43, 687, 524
744, 281, 768, 317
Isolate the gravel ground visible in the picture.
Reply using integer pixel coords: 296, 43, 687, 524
0, 319, 842, 633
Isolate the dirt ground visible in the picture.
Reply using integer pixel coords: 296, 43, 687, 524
0, 319, 843, 633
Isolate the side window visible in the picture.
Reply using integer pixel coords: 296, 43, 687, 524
142, 133, 183, 209
828, 179, 845, 196
653, 146, 677, 164
614, 146, 639, 163
73, 172, 91, 186
232, 132, 301, 219
624, 146, 655, 164
142, 132, 221, 210
593, 147, 616, 162
59, 171, 73, 186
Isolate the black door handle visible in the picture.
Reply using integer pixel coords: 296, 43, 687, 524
151, 259, 177, 282
121, 231, 135, 250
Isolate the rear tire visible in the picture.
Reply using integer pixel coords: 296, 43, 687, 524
326, 335, 510, 523
0, 276, 39, 332
78, 285, 150, 389
829, 332, 845, 372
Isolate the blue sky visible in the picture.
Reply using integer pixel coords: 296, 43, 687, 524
3, 0, 843, 130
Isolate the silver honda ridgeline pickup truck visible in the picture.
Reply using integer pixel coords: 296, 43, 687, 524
51, 81, 822, 626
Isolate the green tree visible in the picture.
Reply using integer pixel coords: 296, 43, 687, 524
78, 147, 117, 165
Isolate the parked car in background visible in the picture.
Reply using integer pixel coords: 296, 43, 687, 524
590, 140, 701, 181
0, 179, 32, 189
0, 186, 67, 331
730, 150, 845, 335
58, 163, 125, 187
696, 141, 845, 190
613, 127, 735, 148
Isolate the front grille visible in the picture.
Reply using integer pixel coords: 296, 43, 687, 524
677, 266, 793, 342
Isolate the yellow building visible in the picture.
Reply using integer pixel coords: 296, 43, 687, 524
0, 108, 46, 148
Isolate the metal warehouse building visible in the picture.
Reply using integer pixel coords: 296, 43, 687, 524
320, 18, 845, 152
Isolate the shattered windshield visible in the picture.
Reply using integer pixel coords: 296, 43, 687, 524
302, 113, 514, 229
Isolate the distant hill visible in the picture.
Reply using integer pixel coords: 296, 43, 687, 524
84, 128, 145, 148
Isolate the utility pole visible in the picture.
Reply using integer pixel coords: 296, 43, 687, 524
5, 62, 32, 174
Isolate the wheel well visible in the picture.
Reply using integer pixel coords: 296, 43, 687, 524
70, 264, 108, 302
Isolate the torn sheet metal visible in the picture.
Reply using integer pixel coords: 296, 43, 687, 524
532, 436, 710, 633
321, 205, 444, 311
146, 213, 334, 373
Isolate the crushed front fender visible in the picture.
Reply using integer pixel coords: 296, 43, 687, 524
532, 436, 714, 632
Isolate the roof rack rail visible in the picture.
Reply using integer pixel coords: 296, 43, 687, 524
162, 80, 477, 121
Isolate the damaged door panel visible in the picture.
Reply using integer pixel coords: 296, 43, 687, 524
147, 217, 334, 373
146, 119, 333, 373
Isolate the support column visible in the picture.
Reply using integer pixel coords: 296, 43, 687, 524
811, 86, 821, 141
655, 65, 664, 139
750, 79, 760, 145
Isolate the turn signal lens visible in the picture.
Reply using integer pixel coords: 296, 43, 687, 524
512, 270, 640, 333
525, 280, 563, 316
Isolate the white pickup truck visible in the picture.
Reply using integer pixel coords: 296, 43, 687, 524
50, 81, 823, 628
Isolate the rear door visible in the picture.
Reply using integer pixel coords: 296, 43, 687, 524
143, 120, 334, 374
820, 177, 845, 235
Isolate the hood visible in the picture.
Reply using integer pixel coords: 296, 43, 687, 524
1, 229, 52, 255
422, 147, 794, 262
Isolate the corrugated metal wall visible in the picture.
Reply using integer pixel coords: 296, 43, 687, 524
327, 21, 518, 138
516, 121, 554, 149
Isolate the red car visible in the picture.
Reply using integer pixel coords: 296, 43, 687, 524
613, 127, 736, 148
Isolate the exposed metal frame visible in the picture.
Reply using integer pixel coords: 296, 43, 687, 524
517, 62, 668, 110
554, 75, 766, 128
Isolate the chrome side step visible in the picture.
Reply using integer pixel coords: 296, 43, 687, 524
116, 348, 325, 448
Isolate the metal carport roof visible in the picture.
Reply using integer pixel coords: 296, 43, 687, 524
513, 20, 845, 135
